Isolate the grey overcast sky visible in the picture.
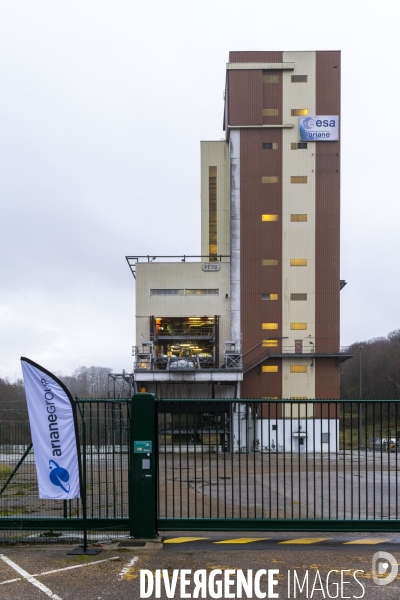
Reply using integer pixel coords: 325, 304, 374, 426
0, 1, 398, 381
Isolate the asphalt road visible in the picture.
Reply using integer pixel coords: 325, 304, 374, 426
1, 533, 400, 599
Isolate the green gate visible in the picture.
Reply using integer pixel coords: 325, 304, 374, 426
1, 395, 400, 540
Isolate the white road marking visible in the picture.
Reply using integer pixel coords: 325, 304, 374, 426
0, 555, 120, 588
0, 577, 21, 585
119, 555, 139, 580
0, 554, 63, 600
33, 556, 121, 577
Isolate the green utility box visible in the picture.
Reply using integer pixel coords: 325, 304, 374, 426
130, 393, 157, 538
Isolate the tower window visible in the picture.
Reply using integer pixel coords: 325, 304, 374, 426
262, 339, 278, 347
263, 75, 279, 83
262, 109, 279, 116
262, 142, 278, 150
262, 176, 279, 184
291, 214, 308, 222
262, 214, 279, 222
290, 259, 307, 266
291, 365, 308, 373
262, 259, 278, 266
262, 323, 279, 330
291, 176, 308, 184
291, 75, 308, 82
291, 143, 308, 150
290, 323, 307, 330
291, 109, 308, 116
262, 365, 279, 372
261, 293, 278, 301
291, 293, 307, 301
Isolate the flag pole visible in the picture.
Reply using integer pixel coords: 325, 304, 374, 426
82, 421, 88, 552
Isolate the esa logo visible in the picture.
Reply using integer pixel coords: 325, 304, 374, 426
302, 117, 336, 129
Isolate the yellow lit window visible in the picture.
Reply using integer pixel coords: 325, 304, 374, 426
262, 323, 279, 330
291, 214, 307, 222
290, 323, 307, 330
262, 214, 279, 222
290, 396, 308, 399
262, 339, 278, 347
262, 365, 279, 373
261, 293, 278, 301
262, 396, 279, 399
290, 365, 307, 373
291, 176, 308, 184
291, 109, 308, 116
262, 259, 278, 266
290, 259, 307, 266
263, 75, 279, 83
262, 176, 279, 184
262, 109, 279, 116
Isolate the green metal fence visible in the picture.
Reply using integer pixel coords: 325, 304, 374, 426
157, 399, 400, 532
0, 399, 131, 542
1, 397, 400, 541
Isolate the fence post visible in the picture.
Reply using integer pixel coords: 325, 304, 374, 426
129, 393, 157, 538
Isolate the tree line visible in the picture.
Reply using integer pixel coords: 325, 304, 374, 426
0, 366, 113, 423
340, 329, 400, 399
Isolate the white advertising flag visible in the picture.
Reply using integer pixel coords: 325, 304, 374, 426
21, 357, 81, 499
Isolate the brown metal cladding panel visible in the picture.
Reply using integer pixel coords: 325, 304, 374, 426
239, 128, 282, 401
240, 130, 282, 359
260, 402, 282, 419
315, 52, 340, 371
228, 71, 263, 126
315, 359, 340, 404
262, 71, 282, 125
243, 360, 282, 399
229, 51, 283, 63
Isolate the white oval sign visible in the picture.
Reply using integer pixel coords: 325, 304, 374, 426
202, 263, 221, 272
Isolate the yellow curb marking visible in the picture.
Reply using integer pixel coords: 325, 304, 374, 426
164, 537, 209, 544
344, 538, 394, 545
214, 538, 269, 544
279, 537, 330, 545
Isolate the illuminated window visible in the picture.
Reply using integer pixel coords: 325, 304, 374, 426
262, 323, 279, 330
291, 109, 308, 116
291, 214, 308, 222
291, 293, 307, 301
185, 289, 219, 295
291, 142, 308, 150
262, 259, 278, 266
262, 365, 279, 373
262, 142, 278, 150
263, 74, 279, 83
263, 109, 279, 116
262, 397, 279, 399
290, 365, 307, 373
261, 294, 278, 301
262, 214, 279, 222
290, 259, 307, 266
209, 166, 217, 260
291, 176, 308, 183
290, 323, 307, 330
290, 396, 308, 399
262, 339, 278, 347
291, 75, 308, 82
262, 176, 279, 184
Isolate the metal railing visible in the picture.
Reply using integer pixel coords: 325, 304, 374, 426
157, 399, 400, 531
2, 398, 400, 540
